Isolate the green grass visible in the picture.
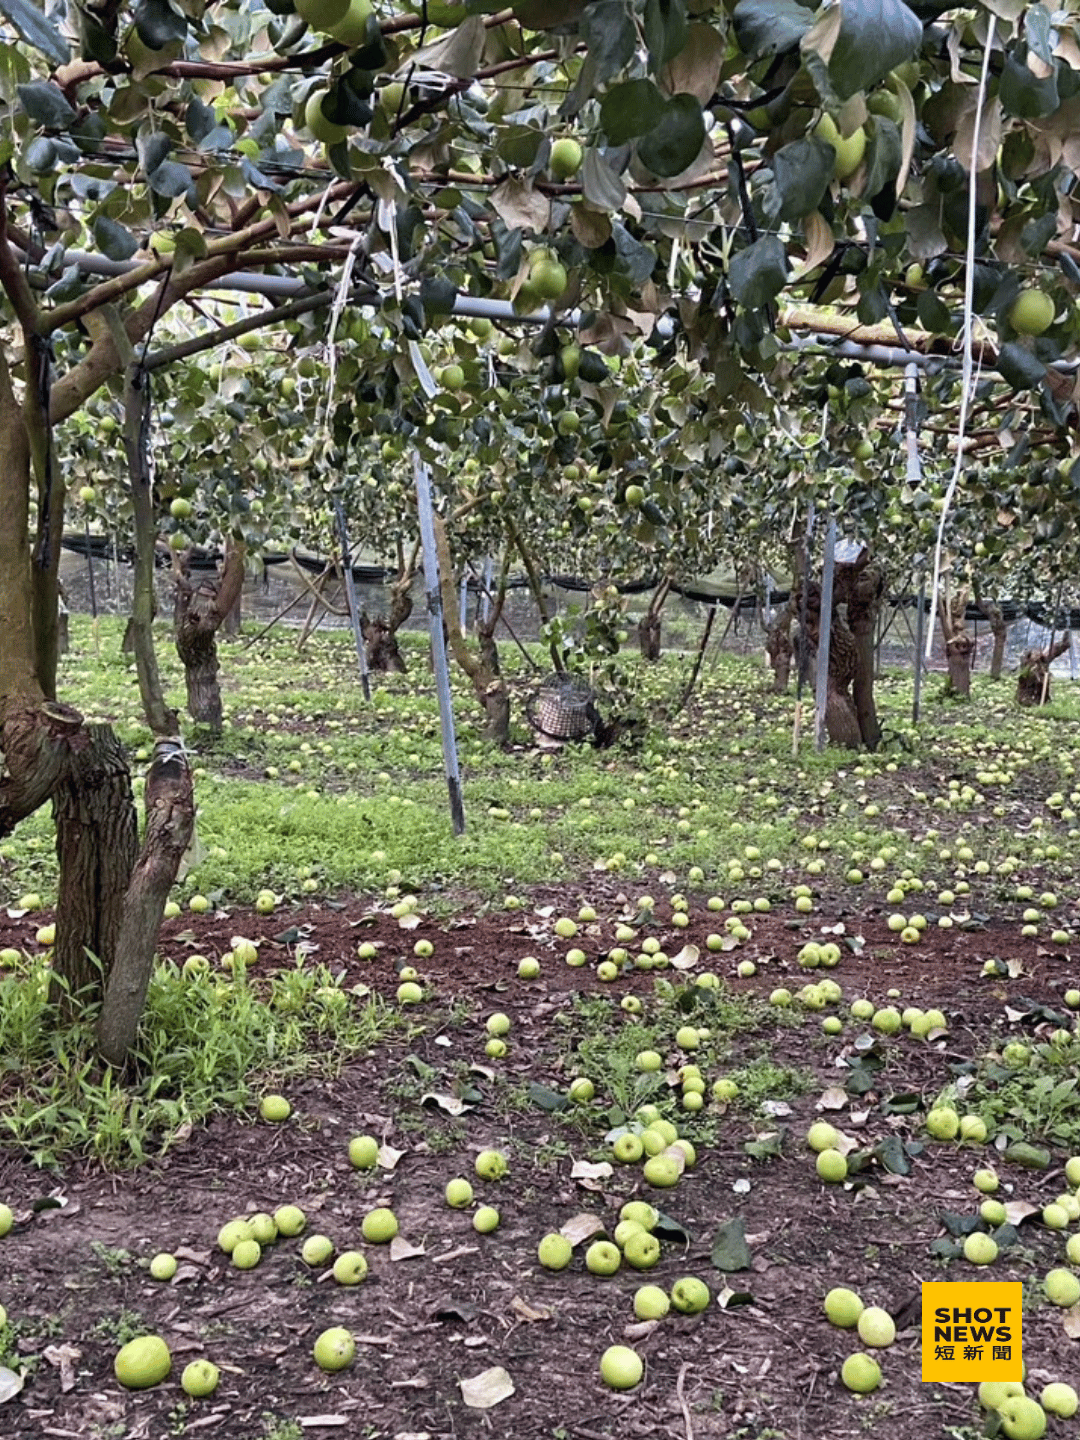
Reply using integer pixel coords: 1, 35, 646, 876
0, 953, 400, 1168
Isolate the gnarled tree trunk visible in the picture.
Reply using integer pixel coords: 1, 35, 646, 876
637, 576, 671, 661
939, 585, 973, 698
433, 516, 511, 744
765, 612, 794, 691
976, 597, 1009, 680
1017, 635, 1070, 706
837, 557, 885, 751
174, 542, 246, 732
360, 553, 416, 673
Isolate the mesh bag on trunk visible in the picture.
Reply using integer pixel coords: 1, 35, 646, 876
526, 673, 598, 741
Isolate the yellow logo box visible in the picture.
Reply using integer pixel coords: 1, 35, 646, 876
922, 1282, 1023, 1383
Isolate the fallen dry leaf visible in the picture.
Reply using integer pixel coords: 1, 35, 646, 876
42, 1344, 80, 1393
560, 1212, 606, 1246
460, 1366, 515, 1409
510, 1296, 551, 1323
816, 1087, 848, 1111
390, 1237, 426, 1261
378, 1144, 404, 1171
571, 1159, 613, 1181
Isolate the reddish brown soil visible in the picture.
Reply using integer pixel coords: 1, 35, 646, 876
0, 891, 1078, 1440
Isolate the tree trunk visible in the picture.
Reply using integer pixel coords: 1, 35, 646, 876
976, 598, 1009, 680
838, 559, 885, 751
638, 612, 662, 660
360, 574, 413, 673
51, 724, 139, 1003
98, 740, 195, 1066
945, 635, 974, 696
125, 370, 178, 737
173, 543, 245, 732
433, 516, 511, 744
1017, 636, 1070, 706
765, 614, 794, 691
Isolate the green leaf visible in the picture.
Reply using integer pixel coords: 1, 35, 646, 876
733, 0, 813, 59
637, 92, 705, 177
643, 0, 688, 74
134, 0, 188, 51
17, 81, 76, 130
827, 0, 923, 102
581, 0, 636, 86
23, 135, 56, 172
916, 288, 953, 334
147, 160, 193, 200
763, 137, 834, 223
710, 1216, 752, 1272
1000, 49, 1059, 118
863, 117, 902, 200
728, 234, 789, 310
612, 221, 656, 284
527, 1081, 568, 1111
1002, 1139, 1051, 1169
996, 343, 1047, 393
744, 1130, 783, 1159
137, 130, 171, 176
0, 0, 69, 65
599, 78, 666, 144
873, 1134, 911, 1175
92, 216, 139, 261
652, 1211, 692, 1243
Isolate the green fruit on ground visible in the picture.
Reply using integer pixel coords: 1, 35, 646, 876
643, 1154, 680, 1187
361, 1208, 398, 1244
675, 1026, 699, 1050
600, 1344, 643, 1390
585, 1240, 621, 1276
1067, 1233, 1080, 1264
634, 1283, 670, 1319
149, 1252, 177, 1281
807, 1122, 841, 1152
1009, 288, 1055, 336
925, 1107, 959, 1140
824, 1287, 864, 1327
486, 1012, 511, 1036
473, 1206, 500, 1234
248, 1213, 277, 1246
550, 137, 583, 178
857, 1306, 896, 1347
973, 1169, 999, 1193
181, 1359, 219, 1397
446, 1178, 474, 1209
518, 956, 540, 978
1064, 1154, 1080, 1186
636, 1049, 662, 1072
620, 1201, 658, 1231
259, 1094, 291, 1122
301, 1234, 334, 1267
304, 91, 347, 145
397, 981, 423, 1003
814, 114, 867, 179
274, 1205, 306, 1237
816, 1149, 847, 1183
538, 1233, 572, 1270
963, 1232, 998, 1265
1041, 1383, 1078, 1417
475, 1149, 508, 1181
332, 1250, 368, 1285
1044, 1268, 1080, 1306
998, 1395, 1047, 1439
232, 1239, 261, 1269
217, 1219, 252, 1254
841, 1352, 881, 1394
980, 1198, 1007, 1225
348, 1135, 379, 1169
613, 1132, 645, 1163
623, 1230, 661, 1270
115, 1335, 172, 1389
0, 1304, 6, 1327
1042, 1203, 1068, 1229
959, 1115, 988, 1142
979, 1380, 1026, 1409
568, 1077, 594, 1103
671, 1276, 710, 1314
313, 1326, 356, 1372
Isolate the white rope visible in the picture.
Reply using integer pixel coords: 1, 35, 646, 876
926, 14, 997, 658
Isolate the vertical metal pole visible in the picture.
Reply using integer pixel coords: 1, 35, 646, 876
332, 497, 371, 702
792, 502, 815, 757
814, 515, 837, 751
479, 556, 494, 628
913, 573, 927, 722
459, 573, 469, 637
413, 453, 465, 835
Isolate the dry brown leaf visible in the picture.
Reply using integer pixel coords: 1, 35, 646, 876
510, 1296, 551, 1323
816, 1087, 848, 1111
1063, 1306, 1080, 1340
460, 1366, 515, 1409
560, 1213, 606, 1246
668, 944, 700, 971
378, 1143, 404, 1171
571, 1160, 613, 1181
389, 1237, 426, 1261
42, 1344, 80, 1393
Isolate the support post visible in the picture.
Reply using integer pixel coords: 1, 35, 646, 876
459, 573, 469, 637
332, 497, 371, 703
913, 574, 927, 722
414, 454, 465, 835
814, 515, 837, 751
793, 502, 815, 756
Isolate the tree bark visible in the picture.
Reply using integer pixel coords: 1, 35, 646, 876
360, 561, 414, 672
637, 576, 671, 661
975, 598, 1009, 679
1017, 635, 1070, 706
125, 370, 178, 737
433, 517, 511, 744
173, 542, 246, 732
51, 724, 139, 1004
98, 741, 195, 1066
939, 585, 973, 698
765, 613, 794, 691
837, 558, 885, 751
